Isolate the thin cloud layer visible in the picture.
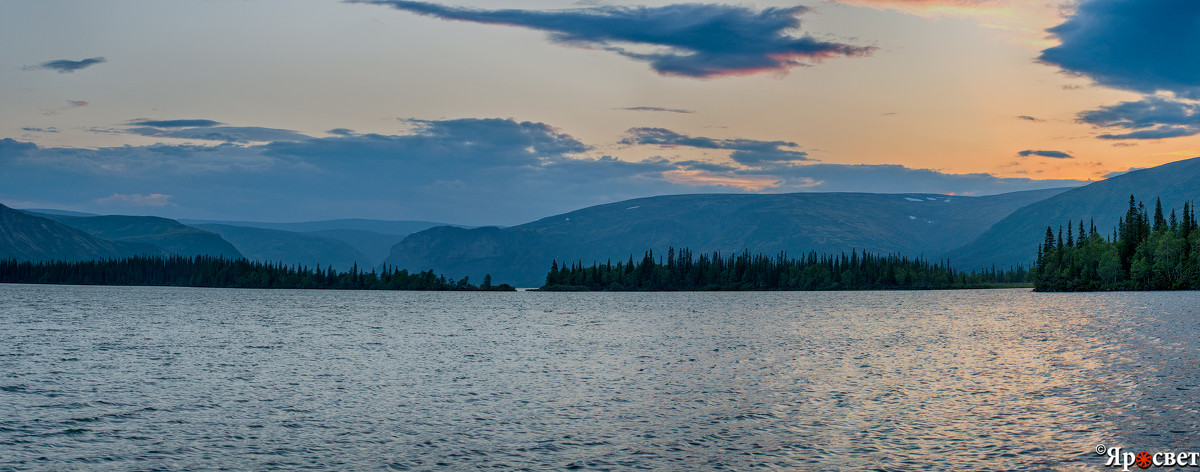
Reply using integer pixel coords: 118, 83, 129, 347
1039, 0, 1200, 98
131, 119, 224, 128
621, 128, 809, 165
25, 57, 107, 73
618, 106, 695, 114
0, 118, 1086, 224
1076, 96, 1200, 140
1018, 150, 1073, 159
354, 1, 874, 78
121, 119, 309, 143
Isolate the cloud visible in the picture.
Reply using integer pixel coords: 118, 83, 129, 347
95, 193, 174, 207
353, 1, 874, 78
124, 126, 311, 143
20, 127, 59, 134
0, 119, 1087, 225
1017, 150, 1073, 159
618, 106, 695, 114
674, 160, 739, 173
119, 119, 308, 143
24, 57, 107, 73
621, 127, 809, 165
831, 0, 1005, 18
327, 128, 357, 136
42, 100, 91, 116
130, 119, 223, 128
740, 163, 1084, 195
1039, 0, 1200, 98
1103, 167, 1146, 178
1076, 96, 1200, 140
1016, 115, 1043, 122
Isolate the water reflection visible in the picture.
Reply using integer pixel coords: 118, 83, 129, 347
0, 285, 1196, 470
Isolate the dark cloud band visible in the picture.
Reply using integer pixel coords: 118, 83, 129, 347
1039, 0, 1200, 98
353, 1, 874, 78
1077, 96, 1200, 140
621, 127, 809, 165
1017, 150, 1073, 159
25, 57, 107, 73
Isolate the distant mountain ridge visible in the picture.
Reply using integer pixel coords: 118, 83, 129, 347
194, 224, 372, 271
177, 218, 454, 235
383, 188, 1071, 286
949, 156, 1200, 270
38, 214, 243, 259
0, 204, 165, 262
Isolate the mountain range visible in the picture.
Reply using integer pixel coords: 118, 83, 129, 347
383, 189, 1069, 286
0, 204, 165, 262
3, 155, 1198, 286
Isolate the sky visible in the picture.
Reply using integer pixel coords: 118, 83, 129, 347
2, 0, 1199, 226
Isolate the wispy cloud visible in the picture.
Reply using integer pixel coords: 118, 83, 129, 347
832, 0, 1006, 17
121, 119, 309, 143
618, 106, 695, 114
353, 1, 874, 78
24, 57, 107, 73
129, 119, 223, 128
1076, 96, 1200, 140
95, 193, 174, 207
1016, 115, 1043, 122
1103, 167, 1146, 178
42, 100, 90, 116
1017, 149, 1073, 159
621, 127, 809, 165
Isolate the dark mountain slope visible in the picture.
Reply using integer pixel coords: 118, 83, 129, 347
949, 156, 1200, 271
178, 218, 450, 235
302, 229, 406, 266
194, 224, 371, 271
385, 188, 1069, 286
39, 214, 243, 259
0, 204, 165, 262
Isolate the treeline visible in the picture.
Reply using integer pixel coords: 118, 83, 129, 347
0, 255, 515, 291
1034, 196, 1200, 291
542, 247, 1027, 291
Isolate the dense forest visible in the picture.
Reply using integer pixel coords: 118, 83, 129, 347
0, 255, 515, 291
541, 247, 1027, 291
1033, 197, 1200, 291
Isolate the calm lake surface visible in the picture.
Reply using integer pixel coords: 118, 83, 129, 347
1, 285, 1197, 471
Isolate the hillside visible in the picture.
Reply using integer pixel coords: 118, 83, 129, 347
302, 229, 406, 266
384, 188, 1069, 286
194, 224, 372, 271
0, 204, 165, 262
39, 214, 243, 259
178, 218, 453, 263
948, 156, 1200, 271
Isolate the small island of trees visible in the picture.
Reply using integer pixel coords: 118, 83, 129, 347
1033, 196, 1199, 291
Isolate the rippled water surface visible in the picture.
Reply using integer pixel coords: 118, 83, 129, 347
1, 285, 1198, 470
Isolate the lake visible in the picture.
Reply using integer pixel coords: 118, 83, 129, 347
1, 285, 1197, 470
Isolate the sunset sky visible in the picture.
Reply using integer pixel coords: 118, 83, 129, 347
2, 0, 1197, 225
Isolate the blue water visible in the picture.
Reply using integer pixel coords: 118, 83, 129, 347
1, 285, 1197, 470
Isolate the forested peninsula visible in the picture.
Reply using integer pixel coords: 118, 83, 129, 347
0, 255, 515, 291
1033, 197, 1200, 291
